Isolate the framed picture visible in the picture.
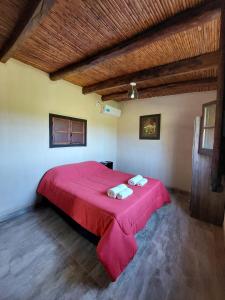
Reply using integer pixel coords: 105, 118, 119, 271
139, 114, 161, 140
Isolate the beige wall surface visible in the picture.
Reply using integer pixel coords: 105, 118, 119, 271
0, 59, 118, 218
0, 58, 217, 218
117, 91, 216, 192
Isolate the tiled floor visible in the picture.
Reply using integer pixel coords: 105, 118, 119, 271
0, 193, 224, 300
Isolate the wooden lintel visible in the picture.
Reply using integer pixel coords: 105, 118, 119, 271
101, 78, 217, 101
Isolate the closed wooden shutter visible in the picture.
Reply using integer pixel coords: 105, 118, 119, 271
52, 117, 70, 145
49, 114, 87, 147
71, 120, 85, 145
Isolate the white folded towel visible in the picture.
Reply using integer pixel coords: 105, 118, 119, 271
128, 175, 143, 186
136, 178, 148, 187
107, 184, 127, 198
117, 187, 133, 200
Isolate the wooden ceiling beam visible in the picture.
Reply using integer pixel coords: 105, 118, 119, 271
0, 0, 56, 63
50, 0, 221, 81
83, 51, 219, 94
101, 78, 217, 101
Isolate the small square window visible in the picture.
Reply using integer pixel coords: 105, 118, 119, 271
49, 114, 87, 148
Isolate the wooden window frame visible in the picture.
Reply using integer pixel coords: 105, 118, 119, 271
198, 101, 216, 156
49, 113, 87, 148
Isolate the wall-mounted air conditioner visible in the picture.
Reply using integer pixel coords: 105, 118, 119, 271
101, 104, 121, 118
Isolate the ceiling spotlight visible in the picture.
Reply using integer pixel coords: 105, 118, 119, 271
128, 82, 138, 100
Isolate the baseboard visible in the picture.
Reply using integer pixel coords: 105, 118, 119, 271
0, 196, 44, 223
0, 205, 34, 223
167, 187, 191, 197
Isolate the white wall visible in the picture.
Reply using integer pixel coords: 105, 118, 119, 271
117, 91, 216, 192
0, 59, 118, 219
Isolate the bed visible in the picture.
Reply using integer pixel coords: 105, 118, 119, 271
37, 161, 170, 280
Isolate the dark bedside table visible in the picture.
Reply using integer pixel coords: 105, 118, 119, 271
100, 161, 113, 169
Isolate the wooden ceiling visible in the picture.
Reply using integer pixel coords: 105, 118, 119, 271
0, 0, 222, 101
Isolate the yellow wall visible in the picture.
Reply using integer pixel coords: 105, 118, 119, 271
0, 58, 217, 219
0, 59, 118, 219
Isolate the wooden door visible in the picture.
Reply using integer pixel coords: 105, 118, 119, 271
190, 117, 225, 226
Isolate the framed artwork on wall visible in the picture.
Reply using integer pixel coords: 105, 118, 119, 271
139, 114, 161, 140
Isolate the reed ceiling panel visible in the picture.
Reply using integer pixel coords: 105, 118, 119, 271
98, 67, 218, 95
12, 0, 205, 73
0, 0, 220, 97
0, 0, 30, 49
140, 84, 216, 99
66, 18, 220, 87
128, 84, 216, 100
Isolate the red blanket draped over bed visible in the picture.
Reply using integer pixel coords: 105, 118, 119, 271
37, 161, 170, 280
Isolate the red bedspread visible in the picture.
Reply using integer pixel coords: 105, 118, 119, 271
37, 161, 170, 280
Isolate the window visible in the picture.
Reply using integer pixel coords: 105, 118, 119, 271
49, 114, 87, 148
199, 101, 216, 155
